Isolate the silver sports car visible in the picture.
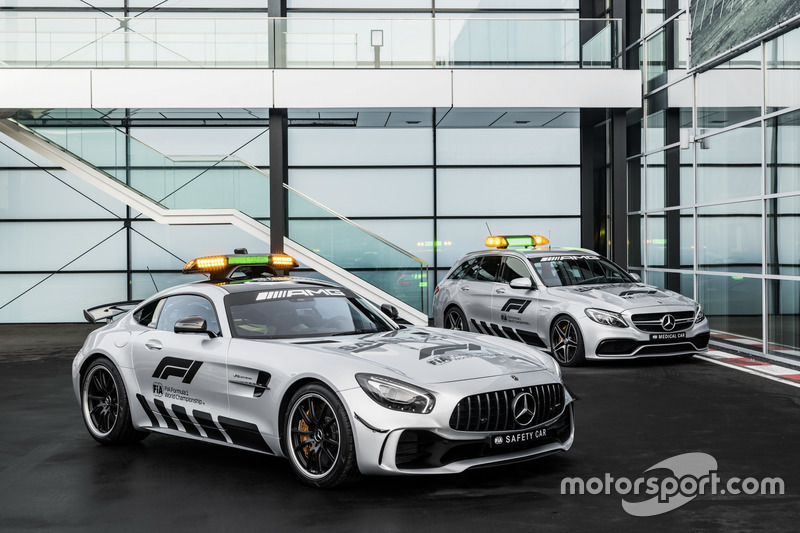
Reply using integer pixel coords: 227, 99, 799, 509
433, 236, 710, 367
73, 252, 575, 488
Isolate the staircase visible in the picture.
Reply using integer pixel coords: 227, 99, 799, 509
0, 117, 429, 325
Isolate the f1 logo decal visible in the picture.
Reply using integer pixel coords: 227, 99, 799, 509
501, 299, 531, 314
152, 357, 203, 384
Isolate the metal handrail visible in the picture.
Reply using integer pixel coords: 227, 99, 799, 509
0, 16, 623, 70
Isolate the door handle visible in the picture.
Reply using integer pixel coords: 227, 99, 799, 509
460, 286, 470, 291
495, 288, 506, 294
145, 340, 163, 350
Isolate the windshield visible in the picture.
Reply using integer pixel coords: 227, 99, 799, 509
225, 288, 395, 339
531, 255, 633, 287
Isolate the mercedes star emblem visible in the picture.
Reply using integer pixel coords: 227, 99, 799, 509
661, 314, 676, 331
512, 392, 536, 426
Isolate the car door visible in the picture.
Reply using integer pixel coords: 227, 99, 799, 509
461, 255, 504, 333
131, 294, 230, 440
491, 255, 545, 347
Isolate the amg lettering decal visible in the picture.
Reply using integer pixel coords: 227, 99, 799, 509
501, 299, 531, 313
255, 288, 345, 300
152, 357, 204, 384
539, 255, 599, 262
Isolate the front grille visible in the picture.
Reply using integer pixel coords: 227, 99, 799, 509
449, 383, 564, 432
396, 409, 573, 469
596, 332, 710, 356
631, 311, 695, 332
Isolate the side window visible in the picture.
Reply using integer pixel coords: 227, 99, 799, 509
448, 257, 480, 281
474, 256, 503, 282
499, 256, 531, 284
156, 295, 221, 335
133, 300, 161, 328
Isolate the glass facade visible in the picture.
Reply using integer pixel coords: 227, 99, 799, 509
630, 2, 800, 360
0, 1, 585, 322
1, 1, 798, 363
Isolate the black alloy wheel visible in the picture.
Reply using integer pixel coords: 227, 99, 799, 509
550, 316, 586, 367
285, 383, 358, 488
81, 358, 148, 444
444, 306, 468, 331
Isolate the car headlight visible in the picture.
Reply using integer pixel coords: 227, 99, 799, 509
551, 359, 563, 379
355, 374, 435, 414
695, 305, 706, 323
585, 308, 628, 328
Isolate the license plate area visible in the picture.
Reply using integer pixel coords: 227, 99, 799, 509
488, 427, 549, 449
649, 331, 687, 342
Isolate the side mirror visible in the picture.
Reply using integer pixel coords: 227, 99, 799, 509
629, 272, 642, 282
174, 315, 216, 338
380, 303, 399, 320
510, 277, 534, 290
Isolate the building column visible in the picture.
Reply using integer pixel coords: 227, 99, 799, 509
269, 108, 288, 255
611, 108, 628, 267
268, 0, 288, 255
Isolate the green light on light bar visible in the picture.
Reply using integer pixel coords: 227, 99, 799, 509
228, 255, 271, 265
506, 236, 535, 247
419, 282, 428, 287
732, 276, 744, 280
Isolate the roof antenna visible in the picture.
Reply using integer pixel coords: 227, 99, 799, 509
147, 266, 160, 293
485, 222, 493, 236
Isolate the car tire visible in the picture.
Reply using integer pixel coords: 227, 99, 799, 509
550, 316, 586, 367
284, 383, 359, 488
81, 358, 148, 445
443, 306, 468, 332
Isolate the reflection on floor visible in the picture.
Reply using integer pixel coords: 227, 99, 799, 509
699, 349, 800, 388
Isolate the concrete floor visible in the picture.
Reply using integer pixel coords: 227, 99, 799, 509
1, 324, 799, 532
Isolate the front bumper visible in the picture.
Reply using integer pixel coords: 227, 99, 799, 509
391, 406, 573, 471
341, 376, 575, 476
579, 313, 710, 360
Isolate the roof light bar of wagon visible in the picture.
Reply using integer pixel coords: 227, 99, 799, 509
485, 235, 550, 249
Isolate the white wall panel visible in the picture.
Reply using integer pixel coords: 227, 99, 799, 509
437, 167, 579, 216
289, 128, 433, 165
437, 128, 579, 165
0, 68, 642, 109
290, 168, 433, 217
91, 69, 273, 108
0, 170, 127, 219
0, 273, 127, 323
453, 69, 641, 108
0, 70, 91, 108
274, 69, 452, 108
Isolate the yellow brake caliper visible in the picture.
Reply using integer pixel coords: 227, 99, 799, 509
298, 412, 310, 457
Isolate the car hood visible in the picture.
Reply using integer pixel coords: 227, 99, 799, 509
278, 327, 552, 385
545, 283, 696, 310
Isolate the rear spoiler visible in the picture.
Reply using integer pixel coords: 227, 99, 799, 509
83, 300, 143, 324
